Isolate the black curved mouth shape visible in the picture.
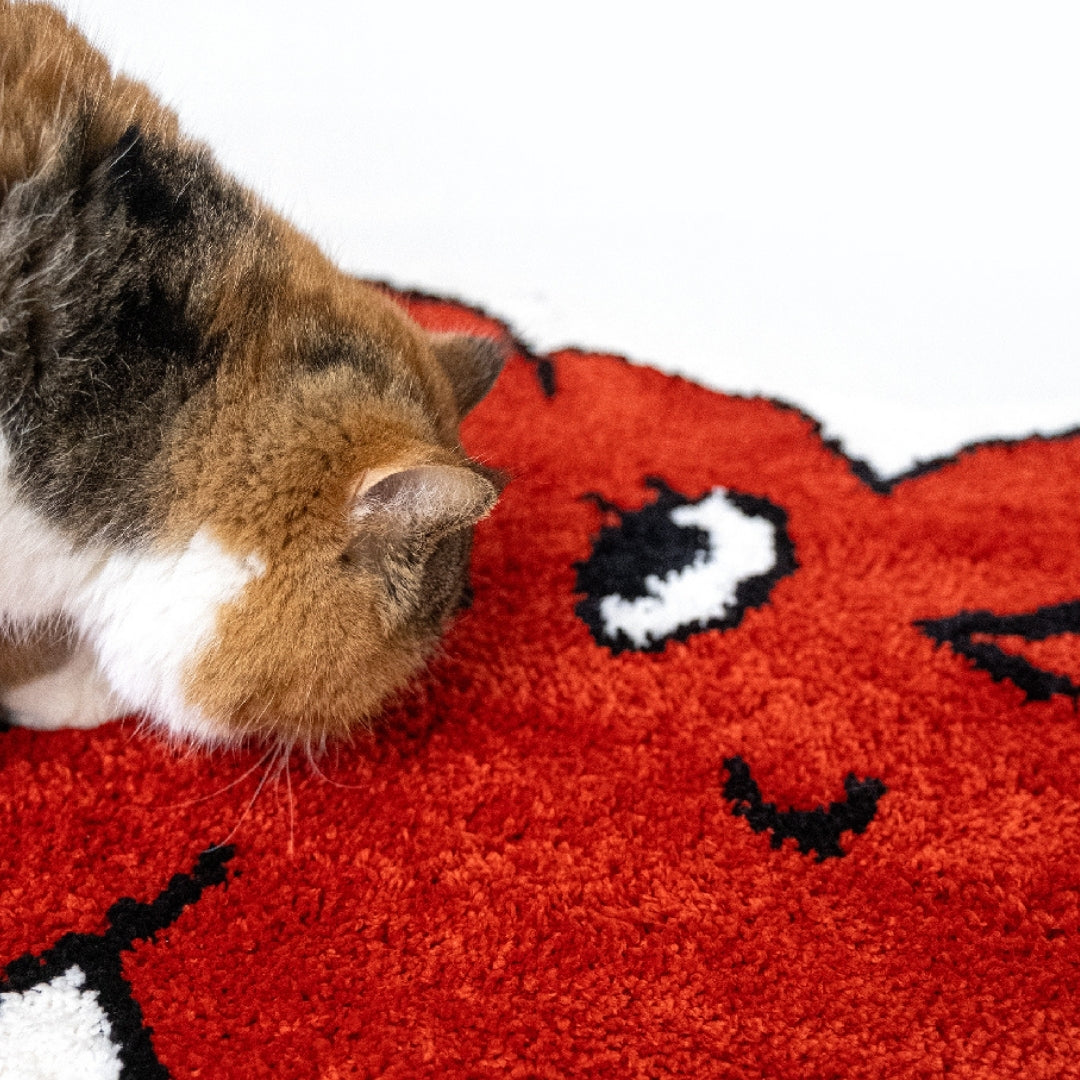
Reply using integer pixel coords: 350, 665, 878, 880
917, 601, 1080, 702
722, 756, 887, 862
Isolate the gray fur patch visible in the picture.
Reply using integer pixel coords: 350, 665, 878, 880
0, 123, 253, 541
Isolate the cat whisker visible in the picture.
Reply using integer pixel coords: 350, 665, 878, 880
284, 750, 295, 857
164, 746, 275, 810
217, 746, 280, 849
261, 742, 299, 856
302, 744, 367, 791
123, 712, 155, 745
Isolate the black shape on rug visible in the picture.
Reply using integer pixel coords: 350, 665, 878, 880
0, 846, 234, 1079
533, 355, 557, 398
721, 757, 886, 862
917, 601, 1080, 702
574, 477, 797, 653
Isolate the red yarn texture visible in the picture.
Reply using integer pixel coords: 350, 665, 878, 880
3, 292, 1080, 1078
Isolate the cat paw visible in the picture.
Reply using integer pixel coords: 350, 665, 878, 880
1, 647, 123, 730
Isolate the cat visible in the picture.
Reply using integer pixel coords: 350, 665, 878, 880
0, 2, 506, 748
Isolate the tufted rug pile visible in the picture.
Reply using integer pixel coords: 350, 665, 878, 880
2, 290, 1079, 1078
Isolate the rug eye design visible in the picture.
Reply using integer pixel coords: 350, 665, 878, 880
573, 477, 798, 653
0, 847, 233, 1080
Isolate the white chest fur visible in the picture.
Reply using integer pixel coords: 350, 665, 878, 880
0, 436, 260, 743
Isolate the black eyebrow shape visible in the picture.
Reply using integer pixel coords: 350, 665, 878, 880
917, 601, 1080, 703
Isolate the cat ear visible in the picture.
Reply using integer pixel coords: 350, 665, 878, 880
351, 463, 500, 539
431, 334, 507, 418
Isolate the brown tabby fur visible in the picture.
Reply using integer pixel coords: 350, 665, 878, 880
0, 2, 506, 745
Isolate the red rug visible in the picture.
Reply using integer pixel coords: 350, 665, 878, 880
2, 290, 1079, 1078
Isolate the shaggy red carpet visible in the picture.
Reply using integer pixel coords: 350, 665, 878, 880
2, 290, 1079, 1078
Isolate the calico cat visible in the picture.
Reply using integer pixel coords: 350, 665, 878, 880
0, 2, 506, 747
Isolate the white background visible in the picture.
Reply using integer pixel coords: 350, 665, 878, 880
54, 1, 1080, 477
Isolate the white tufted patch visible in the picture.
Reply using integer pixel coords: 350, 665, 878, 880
0, 966, 122, 1080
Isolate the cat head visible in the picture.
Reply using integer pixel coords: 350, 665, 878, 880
140, 265, 508, 749
1, 91, 509, 747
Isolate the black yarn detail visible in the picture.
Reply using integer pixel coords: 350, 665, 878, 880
917, 601, 1080, 702
722, 757, 886, 862
578, 478, 711, 604
574, 478, 797, 654
1, 846, 235, 1080
534, 356, 557, 398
